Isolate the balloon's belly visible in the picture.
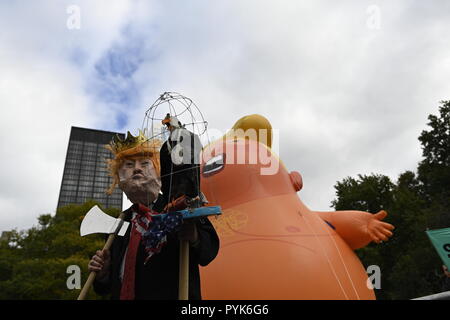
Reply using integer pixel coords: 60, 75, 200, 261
200, 195, 375, 300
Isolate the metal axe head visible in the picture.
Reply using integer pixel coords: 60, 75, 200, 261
80, 205, 129, 237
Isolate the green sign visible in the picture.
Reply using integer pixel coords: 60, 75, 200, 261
426, 227, 450, 270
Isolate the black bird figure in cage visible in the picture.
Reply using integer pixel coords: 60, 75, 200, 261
155, 113, 204, 212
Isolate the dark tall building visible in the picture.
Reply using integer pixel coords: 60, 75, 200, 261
57, 127, 125, 210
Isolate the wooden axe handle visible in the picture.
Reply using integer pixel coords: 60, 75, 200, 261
77, 212, 125, 300
178, 240, 189, 300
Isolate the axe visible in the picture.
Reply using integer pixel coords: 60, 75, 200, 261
77, 204, 221, 300
77, 205, 129, 300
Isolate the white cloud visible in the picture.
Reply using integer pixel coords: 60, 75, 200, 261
127, 1, 450, 211
0, 0, 136, 231
0, 49, 92, 230
1, 0, 450, 232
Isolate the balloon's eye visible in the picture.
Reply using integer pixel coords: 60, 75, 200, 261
203, 154, 225, 177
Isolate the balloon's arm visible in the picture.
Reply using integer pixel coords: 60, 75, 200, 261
313, 210, 395, 250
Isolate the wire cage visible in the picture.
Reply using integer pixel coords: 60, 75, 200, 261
141, 92, 209, 145
140, 92, 214, 210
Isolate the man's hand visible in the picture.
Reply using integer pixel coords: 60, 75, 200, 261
443, 265, 450, 278
178, 220, 199, 245
88, 249, 111, 281
366, 210, 395, 244
164, 195, 189, 212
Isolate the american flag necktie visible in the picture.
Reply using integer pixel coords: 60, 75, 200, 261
120, 203, 154, 300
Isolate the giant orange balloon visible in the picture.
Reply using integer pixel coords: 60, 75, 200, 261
199, 114, 394, 300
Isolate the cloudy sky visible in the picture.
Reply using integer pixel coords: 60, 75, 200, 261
0, 1, 449, 232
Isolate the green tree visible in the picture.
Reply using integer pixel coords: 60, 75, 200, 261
417, 101, 450, 229
331, 174, 395, 213
331, 101, 450, 299
0, 201, 119, 299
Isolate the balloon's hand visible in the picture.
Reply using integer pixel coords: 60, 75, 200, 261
366, 210, 395, 244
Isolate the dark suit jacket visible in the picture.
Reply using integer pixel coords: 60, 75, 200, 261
93, 206, 219, 300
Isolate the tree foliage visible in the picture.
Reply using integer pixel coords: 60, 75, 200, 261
0, 201, 120, 300
332, 101, 450, 299
1, 102, 448, 300
418, 101, 450, 229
